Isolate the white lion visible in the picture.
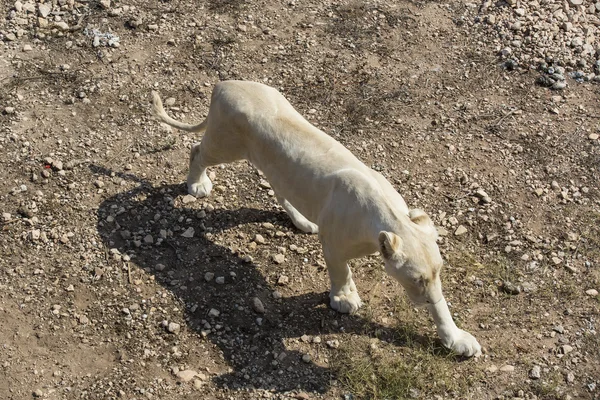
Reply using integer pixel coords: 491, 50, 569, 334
151, 81, 481, 357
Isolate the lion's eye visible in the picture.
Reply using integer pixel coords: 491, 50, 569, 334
415, 277, 429, 287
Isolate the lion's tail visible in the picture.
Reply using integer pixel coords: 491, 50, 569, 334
151, 91, 208, 133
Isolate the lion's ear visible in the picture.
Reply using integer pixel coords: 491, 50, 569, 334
409, 209, 433, 227
378, 231, 402, 259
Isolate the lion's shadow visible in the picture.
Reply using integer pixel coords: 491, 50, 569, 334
94, 166, 434, 393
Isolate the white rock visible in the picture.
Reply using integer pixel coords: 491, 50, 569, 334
182, 194, 196, 204
176, 370, 197, 382
561, 344, 574, 354
585, 289, 598, 296
38, 3, 51, 17
454, 225, 468, 236
167, 322, 181, 334
55, 21, 69, 30
208, 308, 220, 317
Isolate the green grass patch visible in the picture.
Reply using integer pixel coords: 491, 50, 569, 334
332, 333, 479, 399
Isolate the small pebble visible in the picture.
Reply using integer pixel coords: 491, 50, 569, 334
586, 289, 598, 296
176, 370, 197, 383
167, 322, 181, 334
454, 225, 468, 236
251, 297, 265, 314
529, 365, 541, 380
500, 365, 515, 372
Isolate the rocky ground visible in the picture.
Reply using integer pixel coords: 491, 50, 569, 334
1, 0, 599, 399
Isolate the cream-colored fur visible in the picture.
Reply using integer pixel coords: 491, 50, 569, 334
151, 81, 481, 357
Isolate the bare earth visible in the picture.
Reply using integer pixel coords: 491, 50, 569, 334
1, 0, 599, 399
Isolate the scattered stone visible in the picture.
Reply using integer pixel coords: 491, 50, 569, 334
167, 322, 181, 334
586, 289, 598, 297
182, 194, 196, 204
589, 133, 599, 140
204, 272, 214, 282
251, 297, 265, 314
194, 379, 205, 389
277, 275, 289, 285
529, 365, 541, 380
181, 227, 195, 238
553, 325, 564, 334
500, 365, 515, 372
55, 21, 69, 31
33, 389, 43, 398
302, 354, 311, 363
30, 229, 41, 241
215, 276, 225, 284
475, 189, 491, 203
272, 254, 285, 264
501, 281, 521, 295
176, 370, 197, 383
38, 3, 51, 17
208, 308, 220, 317
155, 263, 166, 271
561, 345, 574, 354
4, 106, 15, 114
454, 225, 468, 236
486, 365, 498, 373
327, 339, 340, 349
254, 234, 265, 244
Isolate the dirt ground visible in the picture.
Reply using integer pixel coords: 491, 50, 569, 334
1, 0, 599, 399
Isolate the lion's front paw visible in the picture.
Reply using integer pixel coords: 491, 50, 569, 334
442, 329, 481, 357
188, 179, 213, 198
296, 220, 319, 234
330, 290, 363, 314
